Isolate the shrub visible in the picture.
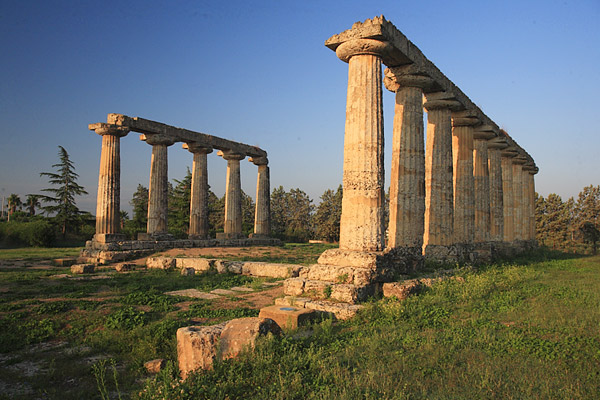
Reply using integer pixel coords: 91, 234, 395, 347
0, 220, 56, 247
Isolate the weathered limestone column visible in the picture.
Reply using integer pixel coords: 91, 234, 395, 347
142, 134, 175, 238
472, 127, 495, 243
521, 164, 536, 241
526, 166, 538, 241
217, 150, 246, 239
512, 157, 527, 240
183, 143, 213, 239
249, 156, 270, 237
501, 149, 518, 242
423, 93, 462, 253
89, 123, 129, 242
384, 66, 433, 251
487, 138, 508, 241
451, 110, 478, 244
334, 39, 392, 252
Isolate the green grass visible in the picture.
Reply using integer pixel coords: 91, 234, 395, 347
137, 251, 600, 399
0, 247, 82, 260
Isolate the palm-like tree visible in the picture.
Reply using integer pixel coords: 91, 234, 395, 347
7, 194, 22, 221
25, 194, 41, 216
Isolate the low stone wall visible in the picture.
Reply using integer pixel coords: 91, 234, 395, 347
80, 237, 281, 263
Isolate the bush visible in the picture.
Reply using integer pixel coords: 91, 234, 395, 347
0, 220, 56, 247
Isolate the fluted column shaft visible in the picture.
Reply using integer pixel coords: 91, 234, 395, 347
451, 115, 477, 244
251, 157, 271, 237
488, 147, 504, 241
385, 73, 428, 249
335, 39, 390, 252
220, 151, 245, 237
528, 172, 537, 240
512, 163, 524, 240
92, 124, 129, 239
185, 143, 212, 239
423, 103, 456, 247
145, 135, 174, 235
501, 155, 515, 241
473, 138, 490, 242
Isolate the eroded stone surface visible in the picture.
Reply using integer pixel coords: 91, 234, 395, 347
219, 318, 281, 359
258, 305, 316, 330
71, 264, 94, 274
177, 323, 227, 378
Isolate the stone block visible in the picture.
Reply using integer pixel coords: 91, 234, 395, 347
283, 278, 305, 296
180, 267, 195, 276
177, 323, 227, 379
53, 258, 78, 267
258, 305, 316, 330
210, 288, 237, 296
303, 280, 332, 299
176, 257, 214, 272
330, 284, 358, 303
317, 248, 382, 269
219, 317, 281, 360
71, 264, 95, 274
241, 262, 302, 279
382, 279, 421, 300
115, 263, 135, 272
165, 289, 220, 300
144, 359, 166, 374
146, 256, 176, 270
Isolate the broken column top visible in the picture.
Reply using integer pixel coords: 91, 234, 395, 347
325, 16, 535, 167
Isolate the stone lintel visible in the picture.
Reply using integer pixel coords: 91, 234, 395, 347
107, 113, 267, 158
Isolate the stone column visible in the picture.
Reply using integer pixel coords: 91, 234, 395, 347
487, 139, 507, 242
334, 39, 392, 252
423, 93, 462, 252
89, 123, 129, 242
142, 134, 175, 238
472, 129, 493, 243
526, 167, 538, 241
512, 157, 527, 241
217, 150, 246, 239
501, 150, 517, 242
384, 66, 433, 251
184, 143, 213, 239
521, 164, 535, 241
249, 156, 270, 237
451, 110, 478, 244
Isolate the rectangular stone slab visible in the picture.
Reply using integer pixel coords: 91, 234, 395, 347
258, 305, 316, 330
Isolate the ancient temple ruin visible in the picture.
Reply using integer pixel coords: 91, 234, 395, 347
280, 16, 538, 304
81, 114, 279, 262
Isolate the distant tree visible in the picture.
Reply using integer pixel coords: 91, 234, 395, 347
120, 210, 129, 230
313, 185, 343, 242
130, 184, 149, 230
270, 186, 288, 238
580, 222, 600, 255
169, 169, 192, 236
269, 186, 314, 242
7, 194, 22, 221
25, 194, 41, 216
241, 190, 255, 236
536, 193, 573, 249
39, 146, 88, 238
573, 185, 600, 253
208, 189, 224, 235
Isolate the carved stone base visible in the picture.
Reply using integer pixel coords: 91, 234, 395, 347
216, 232, 247, 240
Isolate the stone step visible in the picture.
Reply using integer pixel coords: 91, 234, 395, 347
275, 296, 363, 320
283, 278, 379, 304
299, 263, 387, 286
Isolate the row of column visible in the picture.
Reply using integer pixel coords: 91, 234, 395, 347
334, 38, 537, 254
92, 124, 271, 242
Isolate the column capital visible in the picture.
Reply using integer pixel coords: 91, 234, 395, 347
217, 150, 245, 161
488, 137, 509, 150
89, 123, 129, 138
383, 65, 435, 92
512, 155, 528, 165
141, 134, 175, 146
183, 142, 213, 155
501, 146, 520, 158
452, 109, 481, 127
423, 92, 463, 111
474, 125, 498, 140
335, 38, 393, 63
249, 156, 268, 166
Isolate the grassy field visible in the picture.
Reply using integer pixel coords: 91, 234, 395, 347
1, 246, 599, 399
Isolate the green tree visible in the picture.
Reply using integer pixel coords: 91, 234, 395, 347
573, 185, 600, 253
313, 185, 343, 242
6, 194, 22, 222
536, 193, 574, 251
241, 190, 255, 236
270, 186, 288, 238
269, 186, 314, 242
580, 222, 600, 255
130, 184, 149, 230
39, 146, 88, 238
25, 194, 41, 216
169, 169, 192, 237
208, 189, 224, 236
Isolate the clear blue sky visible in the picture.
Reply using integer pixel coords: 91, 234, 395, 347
1, 0, 599, 214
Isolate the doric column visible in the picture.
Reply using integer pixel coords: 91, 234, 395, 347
142, 134, 175, 237
472, 129, 493, 243
249, 156, 270, 237
423, 93, 462, 249
451, 110, 479, 244
384, 66, 433, 250
335, 39, 392, 252
512, 157, 527, 240
184, 143, 213, 239
521, 164, 536, 241
89, 123, 129, 242
501, 149, 518, 242
526, 166, 538, 241
218, 150, 245, 239
487, 138, 508, 241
